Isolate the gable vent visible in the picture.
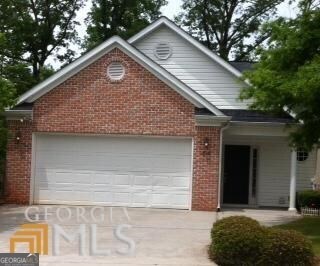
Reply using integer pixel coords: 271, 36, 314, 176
107, 62, 125, 81
154, 43, 172, 60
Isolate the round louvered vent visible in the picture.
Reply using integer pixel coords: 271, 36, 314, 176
107, 62, 125, 81
154, 43, 172, 60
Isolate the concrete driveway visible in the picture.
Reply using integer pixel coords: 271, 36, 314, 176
0, 205, 299, 266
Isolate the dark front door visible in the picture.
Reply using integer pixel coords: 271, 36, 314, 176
223, 145, 251, 204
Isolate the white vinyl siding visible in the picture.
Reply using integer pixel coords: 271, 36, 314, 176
223, 135, 317, 207
134, 26, 250, 109
33, 134, 192, 209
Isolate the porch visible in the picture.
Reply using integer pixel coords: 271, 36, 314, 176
219, 122, 317, 211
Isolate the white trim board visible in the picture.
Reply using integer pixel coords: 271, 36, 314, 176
128, 17, 243, 79
16, 36, 224, 116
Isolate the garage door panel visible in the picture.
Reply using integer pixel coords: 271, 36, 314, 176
154, 157, 190, 169
132, 192, 150, 203
171, 194, 189, 206
113, 192, 131, 203
72, 192, 92, 201
133, 175, 152, 186
172, 177, 190, 188
152, 176, 171, 187
93, 173, 113, 185
93, 191, 113, 202
93, 182, 115, 190
152, 193, 169, 205
34, 135, 192, 209
114, 174, 131, 186
38, 190, 53, 201
55, 191, 88, 201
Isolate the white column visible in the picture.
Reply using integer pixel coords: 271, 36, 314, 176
289, 149, 297, 211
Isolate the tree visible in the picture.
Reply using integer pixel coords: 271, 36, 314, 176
84, 0, 167, 50
0, 0, 84, 82
175, 0, 283, 61
240, 0, 320, 150
0, 42, 16, 193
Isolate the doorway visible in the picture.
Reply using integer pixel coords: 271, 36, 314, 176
223, 145, 251, 204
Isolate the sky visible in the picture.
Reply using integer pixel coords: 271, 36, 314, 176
49, 0, 298, 68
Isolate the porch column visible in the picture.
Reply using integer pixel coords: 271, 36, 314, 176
289, 149, 297, 211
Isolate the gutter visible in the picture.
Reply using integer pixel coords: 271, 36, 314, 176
230, 121, 296, 126
3, 109, 33, 120
217, 122, 230, 212
195, 115, 231, 127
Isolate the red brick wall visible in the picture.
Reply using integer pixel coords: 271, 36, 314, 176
5, 48, 221, 211
192, 126, 220, 211
5, 120, 32, 204
33, 48, 195, 136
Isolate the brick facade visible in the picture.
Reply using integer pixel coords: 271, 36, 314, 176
192, 127, 220, 211
33, 49, 195, 136
5, 120, 32, 204
5, 48, 220, 211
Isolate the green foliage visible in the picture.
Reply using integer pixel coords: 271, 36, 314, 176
0, 78, 16, 195
0, 118, 7, 195
0, 78, 16, 111
0, 34, 54, 96
0, 0, 83, 82
262, 228, 314, 266
209, 216, 315, 266
276, 216, 320, 255
84, 0, 167, 50
175, 0, 282, 60
209, 216, 266, 265
297, 190, 320, 208
240, 2, 320, 150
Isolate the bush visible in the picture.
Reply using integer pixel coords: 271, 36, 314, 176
209, 216, 266, 265
297, 190, 320, 209
261, 228, 314, 266
209, 216, 315, 266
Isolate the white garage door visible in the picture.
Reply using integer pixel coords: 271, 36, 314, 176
33, 134, 192, 209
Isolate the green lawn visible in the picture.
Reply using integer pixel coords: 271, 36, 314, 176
276, 217, 320, 255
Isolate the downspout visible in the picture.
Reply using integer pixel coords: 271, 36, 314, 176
217, 122, 230, 212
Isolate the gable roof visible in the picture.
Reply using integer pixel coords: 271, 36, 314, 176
128, 17, 243, 79
16, 36, 224, 116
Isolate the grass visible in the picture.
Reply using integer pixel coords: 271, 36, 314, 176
276, 217, 320, 255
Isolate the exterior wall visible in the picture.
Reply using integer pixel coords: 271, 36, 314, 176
133, 25, 250, 109
223, 135, 317, 207
5, 48, 220, 211
5, 120, 32, 204
193, 127, 220, 211
33, 48, 195, 136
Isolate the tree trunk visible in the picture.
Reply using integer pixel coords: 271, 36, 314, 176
32, 61, 40, 81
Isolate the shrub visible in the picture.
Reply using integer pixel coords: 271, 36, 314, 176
261, 228, 314, 266
297, 190, 320, 209
209, 216, 266, 265
209, 216, 315, 266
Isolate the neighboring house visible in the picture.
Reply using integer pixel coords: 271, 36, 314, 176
4, 17, 317, 211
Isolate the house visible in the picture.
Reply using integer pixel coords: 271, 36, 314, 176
4, 17, 317, 211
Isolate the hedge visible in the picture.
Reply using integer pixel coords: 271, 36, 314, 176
209, 216, 315, 266
297, 190, 320, 209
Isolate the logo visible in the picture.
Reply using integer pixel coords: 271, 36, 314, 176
10, 224, 48, 255
8, 207, 135, 256
0, 253, 39, 266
